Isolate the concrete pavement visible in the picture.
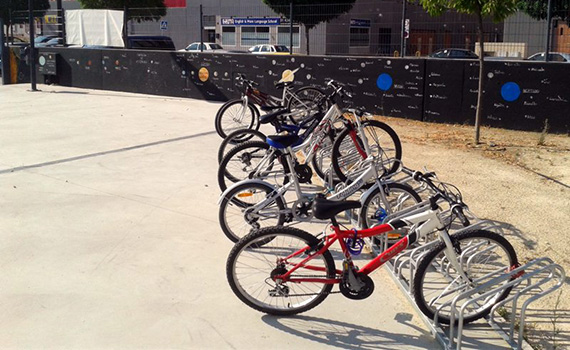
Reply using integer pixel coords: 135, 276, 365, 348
0, 84, 438, 349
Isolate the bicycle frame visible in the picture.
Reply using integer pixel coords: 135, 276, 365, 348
275, 207, 457, 284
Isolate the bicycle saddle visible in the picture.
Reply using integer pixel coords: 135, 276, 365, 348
260, 105, 283, 112
259, 108, 289, 124
266, 134, 302, 149
312, 197, 361, 220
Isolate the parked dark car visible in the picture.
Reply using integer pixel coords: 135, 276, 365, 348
126, 36, 175, 50
429, 48, 478, 59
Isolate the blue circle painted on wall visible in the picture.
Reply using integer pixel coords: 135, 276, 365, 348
376, 73, 393, 91
501, 82, 521, 102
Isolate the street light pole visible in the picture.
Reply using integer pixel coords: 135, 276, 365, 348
545, 0, 553, 62
400, 0, 407, 57
28, 0, 37, 91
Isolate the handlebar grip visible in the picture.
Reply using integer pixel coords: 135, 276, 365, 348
453, 206, 471, 227
401, 167, 414, 177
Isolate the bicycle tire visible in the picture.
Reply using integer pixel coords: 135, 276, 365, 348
331, 120, 402, 183
215, 99, 260, 139
413, 229, 518, 325
227, 226, 335, 316
219, 182, 286, 243
218, 129, 267, 164
218, 140, 283, 192
287, 87, 327, 123
359, 183, 422, 229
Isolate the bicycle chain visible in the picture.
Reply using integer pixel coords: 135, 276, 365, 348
268, 275, 342, 297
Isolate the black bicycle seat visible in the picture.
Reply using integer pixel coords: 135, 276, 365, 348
260, 105, 282, 112
259, 108, 289, 124
312, 197, 361, 220
274, 81, 293, 90
266, 134, 302, 149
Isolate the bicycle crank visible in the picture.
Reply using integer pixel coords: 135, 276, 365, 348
339, 272, 375, 300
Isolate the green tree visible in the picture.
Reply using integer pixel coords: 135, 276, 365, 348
518, 0, 570, 21
0, 0, 50, 24
76, 0, 166, 22
262, 0, 356, 55
415, 0, 519, 144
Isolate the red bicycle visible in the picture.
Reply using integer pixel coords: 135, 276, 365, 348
226, 169, 520, 325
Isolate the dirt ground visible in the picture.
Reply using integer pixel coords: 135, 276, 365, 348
375, 116, 570, 349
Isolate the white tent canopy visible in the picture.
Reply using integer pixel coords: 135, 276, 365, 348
65, 10, 124, 47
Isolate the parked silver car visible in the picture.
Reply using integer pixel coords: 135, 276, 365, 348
526, 52, 570, 62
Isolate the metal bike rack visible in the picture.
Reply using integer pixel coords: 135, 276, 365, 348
365, 179, 566, 350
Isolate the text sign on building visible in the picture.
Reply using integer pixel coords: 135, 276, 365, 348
350, 19, 371, 27
221, 17, 281, 26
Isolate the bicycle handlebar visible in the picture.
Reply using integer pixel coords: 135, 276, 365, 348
401, 167, 471, 227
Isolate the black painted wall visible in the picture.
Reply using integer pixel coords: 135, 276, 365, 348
17, 47, 570, 134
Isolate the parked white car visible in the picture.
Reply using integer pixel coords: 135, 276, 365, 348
180, 42, 227, 53
248, 44, 290, 55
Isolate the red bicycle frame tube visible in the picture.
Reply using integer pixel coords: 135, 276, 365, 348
348, 128, 368, 159
277, 223, 410, 284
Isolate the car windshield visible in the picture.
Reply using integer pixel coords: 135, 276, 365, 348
274, 45, 289, 52
210, 44, 223, 49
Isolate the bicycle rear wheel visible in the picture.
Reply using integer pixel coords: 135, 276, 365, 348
227, 226, 336, 316
331, 120, 402, 183
413, 229, 518, 325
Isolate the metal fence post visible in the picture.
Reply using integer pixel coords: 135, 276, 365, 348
544, 0, 552, 62
28, 0, 37, 91
289, 2, 293, 55
200, 4, 203, 52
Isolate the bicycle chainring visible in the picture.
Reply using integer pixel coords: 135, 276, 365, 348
339, 273, 375, 300
295, 163, 313, 183
292, 197, 314, 221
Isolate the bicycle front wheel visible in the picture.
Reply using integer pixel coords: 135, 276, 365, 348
218, 129, 267, 163
219, 182, 286, 242
218, 141, 283, 192
360, 183, 422, 229
227, 226, 336, 316
215, 99, 260, 139
413, 229, 518, 325
331, 120, 402, 183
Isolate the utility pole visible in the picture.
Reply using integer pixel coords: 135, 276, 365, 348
400, 0, 407, 57
123, 0, 128, 48
28, 0, 37, 91
199, 4, 203, 52
1, 18, 9, 84
289, 2, 293, 55
56, 0, 66, 46
545, 0, 553, 62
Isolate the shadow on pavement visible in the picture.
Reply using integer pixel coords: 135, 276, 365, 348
0, 131, 217, 175
262, 314, 434, 350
